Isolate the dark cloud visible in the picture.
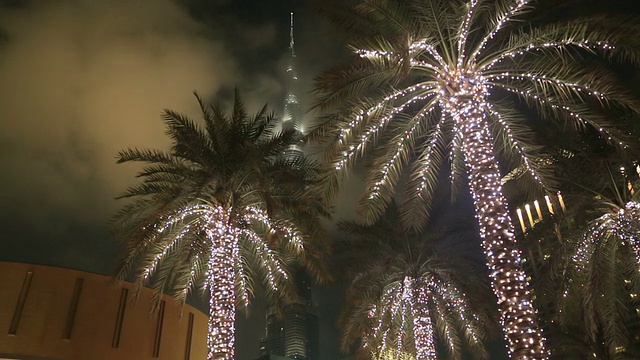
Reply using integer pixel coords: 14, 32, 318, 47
0, 0, 270, 271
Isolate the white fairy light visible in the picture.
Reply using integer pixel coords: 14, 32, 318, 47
483, 41, 616, 71
416, 117, 446, 194
493, 83, 628, 149
132, 203, 306, 360
412, 279, 437, 360
206, 210, 237, 360
326, 0, 636, 357
574, 201, 640, 271
370, 107, 433, 199
337, 91, 436, 171
457, 0, 479, 68
486, 104, 543, 185
363, 274, 482, 360
244, 206, 305, 254
471, 0, 532, 59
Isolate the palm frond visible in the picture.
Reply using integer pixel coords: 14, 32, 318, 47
161, 109, 213, 166
402, 117, 451, 230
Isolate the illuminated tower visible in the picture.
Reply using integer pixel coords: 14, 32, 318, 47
282, 12, 303, 137
256, 16, 318, 360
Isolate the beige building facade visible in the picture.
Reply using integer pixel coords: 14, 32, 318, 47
0, 262, 208, 360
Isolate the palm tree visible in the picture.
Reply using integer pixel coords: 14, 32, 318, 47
337, 206, 493, 360
312, 0, 640, 357
509, 150, 640, 357
558, 165, 640, 357
111, 92, 327, 360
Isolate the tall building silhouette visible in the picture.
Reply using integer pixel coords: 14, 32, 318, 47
282, 12, 303, 136
256, 13, 319, 360
259, 268, 319, 360
280, 12, 304, 162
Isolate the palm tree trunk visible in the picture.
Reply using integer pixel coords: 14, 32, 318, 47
412, 285, 437, 360
457, 111, 547, 359
207, 230, 237, 360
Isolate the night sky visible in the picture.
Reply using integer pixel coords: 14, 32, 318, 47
1, 1, 639, 360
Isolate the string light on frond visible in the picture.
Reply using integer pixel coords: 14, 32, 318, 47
370, 115, 425, 199
457, 0, 479, 68
487, 73, 608, 101
365, 304, 379, 350
338, 86, 431, 144
472, 0, 532, 59
372, 303, 385, 346
141, 206, 213, 280
484, 41, 616, 70
485, 104, 543, 185
245, 206, 305, 253
416, 119, 446, 194
241, 229, 288, 290
142, 231, 182, 280
337, 91, 435, 171
231, 241, 250, 307
495, 83, 628, 149
409, 39, 448, 67
356, 49, 397, 60
430, 278, 473, 340
185, 254, 200, 297
436, 302, 456, 355
574, 201, 640, 271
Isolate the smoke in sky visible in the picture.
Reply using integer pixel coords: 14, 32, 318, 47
0, 0, 286, 272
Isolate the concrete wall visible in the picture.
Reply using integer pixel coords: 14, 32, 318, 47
0, 262, 208, 360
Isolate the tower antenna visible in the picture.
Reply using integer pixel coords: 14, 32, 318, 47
289, 12, 295, 57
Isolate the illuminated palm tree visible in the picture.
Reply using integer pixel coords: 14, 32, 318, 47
312, 0, 640, 357
338, 206, 492, 360
343, 257, 490, 360
553, 159, 640, 357
510, 150, 640, 357
498, 130, 640, 357
112, 92, 327, 360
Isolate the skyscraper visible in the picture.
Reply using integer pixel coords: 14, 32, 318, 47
256, 13, 319, 360
282, 12, 303, 136
259, 268, 319, 360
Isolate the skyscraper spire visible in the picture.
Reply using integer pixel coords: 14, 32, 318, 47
282, 12, 302, 135
289, 12, 295, 58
